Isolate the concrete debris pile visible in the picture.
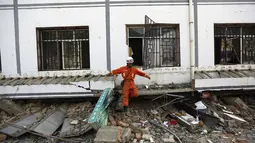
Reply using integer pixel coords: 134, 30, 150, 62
0, 88, 114, 143
59, 102, 94, 138
101, 94, 255, 143
0, 100, 96, 143
1, 91, 255, 143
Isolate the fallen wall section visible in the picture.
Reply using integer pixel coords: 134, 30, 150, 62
88, 88, 114, 130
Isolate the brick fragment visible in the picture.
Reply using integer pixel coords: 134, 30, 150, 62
0, 134, 7, 142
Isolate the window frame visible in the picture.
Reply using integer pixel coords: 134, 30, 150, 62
36, 26, 90, 71
126, 24, 180, 68
214, 24, 255, 65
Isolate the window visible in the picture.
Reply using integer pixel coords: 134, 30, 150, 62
127, 25, 180, 68
214, 24, 255, 65
37, 26, 90, 71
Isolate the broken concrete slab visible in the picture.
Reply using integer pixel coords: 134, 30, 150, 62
236, 137, 248, 143
109, 115, 117, 126
135, 132, 142, 140
70, 120, 79, 125
142, 134, 152, 141
223, 97, 249, 110
0, 99, 24, 115
162, 135, 175, 143
197, 137, 208, 143
121, 128, 132, 143
94, 126, 122, 143
88, 88, 114, 130
32, 104, 68, 135
118, 121, 129, 127
59, 118, 92, 138
0, 112, 43, 137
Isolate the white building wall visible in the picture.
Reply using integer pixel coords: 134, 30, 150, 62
0, 10, 18, 75
0, 0, 13, 5
110, 6, 191, 85
198, 4, 255, 68
18, 0, 104, 4
18, 7, 107, 76
0, 1, 255, 87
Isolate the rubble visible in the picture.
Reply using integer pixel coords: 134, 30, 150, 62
32, 104, 68, 135
122, 128, 132, 142
118, 121, 129, 127
59, 118, 92, 137
109, 115, 117, 126
93, 126, 122, 143
0, 134, 7, 142
135, 132, 142, 140
162, 134, 175, 143
59, 101, 94, 137
0, 99, 24, 115
223, 97, 249, 110
0, 112, 44, 137
70, 120, 79, 125
1, 91, 255, 143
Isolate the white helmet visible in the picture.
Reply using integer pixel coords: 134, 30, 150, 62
126, 57, 134, 64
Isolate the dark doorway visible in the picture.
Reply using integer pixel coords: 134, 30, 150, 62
214, 37, 222, 65
129, 38, 143, 66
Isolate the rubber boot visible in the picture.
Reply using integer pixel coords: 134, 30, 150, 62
123, 106, 128, 112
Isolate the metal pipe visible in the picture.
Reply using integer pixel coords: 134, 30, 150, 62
189, 0, 195, 82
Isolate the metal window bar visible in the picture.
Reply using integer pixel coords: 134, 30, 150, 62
215, 25, 255, 65
37, 27, 90, 71
143, 15, 180, 69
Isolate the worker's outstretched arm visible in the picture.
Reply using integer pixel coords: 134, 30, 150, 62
135, 69, 151, 79
106, 67, 125, 76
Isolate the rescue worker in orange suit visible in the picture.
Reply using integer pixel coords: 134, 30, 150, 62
106, 57, 151, 112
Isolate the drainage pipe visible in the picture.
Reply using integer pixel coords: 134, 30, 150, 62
189, 0, 195, 84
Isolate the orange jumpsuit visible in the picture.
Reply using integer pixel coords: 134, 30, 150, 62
111, 66, 147, 106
